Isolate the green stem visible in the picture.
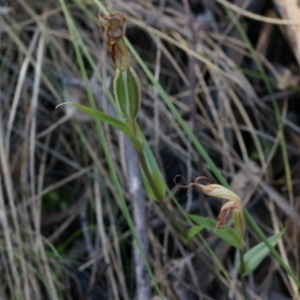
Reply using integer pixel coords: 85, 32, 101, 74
131, 119, 164, 201
136, 148, 163, 201
128, 118, 138, 138
239, 249, 249, 300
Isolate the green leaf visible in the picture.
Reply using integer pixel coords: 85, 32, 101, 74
57, 102, 142, 148
114, 67, 141, 121
140, 140, 166, 201
241, 229, 285, 276
188, 214, 243, 249
186, 225, 203, 242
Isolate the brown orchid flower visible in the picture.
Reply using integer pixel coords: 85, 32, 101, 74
98, 10, 130, 71
175, 176, 245, 244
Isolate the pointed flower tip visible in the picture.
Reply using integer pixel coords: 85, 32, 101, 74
194, 178, 241, 204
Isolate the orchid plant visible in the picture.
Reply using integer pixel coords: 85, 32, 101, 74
57, 10, 286, 297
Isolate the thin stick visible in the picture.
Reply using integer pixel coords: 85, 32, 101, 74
124, 138, 151, 300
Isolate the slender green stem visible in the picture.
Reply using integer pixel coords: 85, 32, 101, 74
128, 118, 138, 138
239, 249, 249, 300
136, 149, 163, 201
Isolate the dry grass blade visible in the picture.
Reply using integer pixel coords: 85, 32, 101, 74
273, 0, 300, 66
94, 171, 122, 300
218, 0, 300, 24
1, 0, 300, 298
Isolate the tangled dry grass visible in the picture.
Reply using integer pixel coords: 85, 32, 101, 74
1, 0, 300, 299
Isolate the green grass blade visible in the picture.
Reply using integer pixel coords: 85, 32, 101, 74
57, 103, 142, 148
245, 210, 299, 285
186, 225, 203, 241
241, 229, 285, 276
